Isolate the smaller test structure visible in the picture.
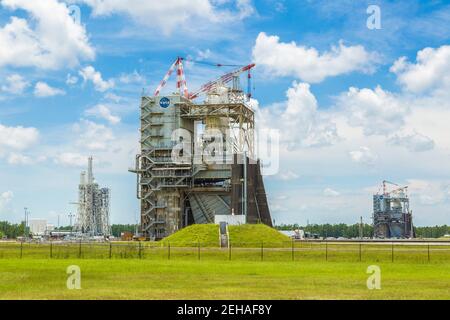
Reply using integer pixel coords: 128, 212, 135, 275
373, 180, 414, 239
75, 157, 111, 236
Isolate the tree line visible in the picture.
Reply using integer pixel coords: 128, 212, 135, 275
1, 221, 449, 239
0, 221, 25, 239
276, 223, 450, 239
0, 221, 137, 239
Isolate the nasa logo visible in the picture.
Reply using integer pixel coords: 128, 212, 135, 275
159, 97, 170, 108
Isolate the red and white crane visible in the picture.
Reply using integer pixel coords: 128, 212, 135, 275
154, 57, 188, 98
153, 57, 255, 100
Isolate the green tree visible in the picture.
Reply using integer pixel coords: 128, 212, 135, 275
111, 224, 138, 237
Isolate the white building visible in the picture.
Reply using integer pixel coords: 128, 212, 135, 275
29, 219, 48, 236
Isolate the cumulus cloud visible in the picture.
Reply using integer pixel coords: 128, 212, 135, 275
73, 119, 115, 151
74, 0, 253, 35
79, 66, 115, 92
257, 82, 338, 150
85, 104, 121, 125
0, 124, 39, 151
407, 179, 450, 206
0, 0, 95, 69
0, 190, 13, 212
338, 86, 408, 136
34, 82, 65, 97
390, 45, 450, 93
252, 32, 379, 83
389, 131, 435, 152
1, 74, 29, 94
53, 152, 86, 167
349, 147, 377, 166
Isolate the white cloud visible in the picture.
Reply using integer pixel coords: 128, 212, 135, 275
85, 104, 121, 125
6, 152, 45, 165
0, 124, 39, 151
73, 119, 115, 151
349, 147, 377, 166
0, 0, 95, 70
407, 179, 450, 206
75, 0, 253, 34
0, 190, 13, 212
79, 66, 115, 92
103, 92, 123, 103
257, 82, 338, 150
34, 82, 65, 97
338, 86, 408, 136
1, 74, 29, 94
7, 152, 32, 165
276, 170, 299, 181
195, 49, 212, 61
391, 45, 450, 93
388, 131, 435, 152
66, 73, 78, 85
235, 0, 254, 19
323, 188, 340, 197
53, 152, 86, 167
118, 71, 144, 84
252, 32, 379, 83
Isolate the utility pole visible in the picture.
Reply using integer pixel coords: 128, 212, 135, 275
23, 207, 28, 239
135, 214, 139, 237
68, 212, 75, 231
359, 216, 363, 239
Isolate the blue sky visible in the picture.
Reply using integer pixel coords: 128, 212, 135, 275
1, 0, 450, 227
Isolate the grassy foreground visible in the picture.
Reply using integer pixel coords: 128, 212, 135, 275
0, 259, 449, 300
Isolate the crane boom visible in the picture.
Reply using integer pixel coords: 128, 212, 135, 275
188, 63, 255, 100
382, 180, 407, 195
153, 58, 255, 101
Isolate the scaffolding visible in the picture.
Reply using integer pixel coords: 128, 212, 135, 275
130, 81, 271, 240
75, 157, 111, 236
373, 180, 414, 239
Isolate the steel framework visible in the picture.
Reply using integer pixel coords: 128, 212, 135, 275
373, 181, 414, 239
75, 157, 111, 236
130, 85, 270, 240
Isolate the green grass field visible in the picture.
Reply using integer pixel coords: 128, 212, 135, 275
1, 224, 449, 299
0, 258, 449, 299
